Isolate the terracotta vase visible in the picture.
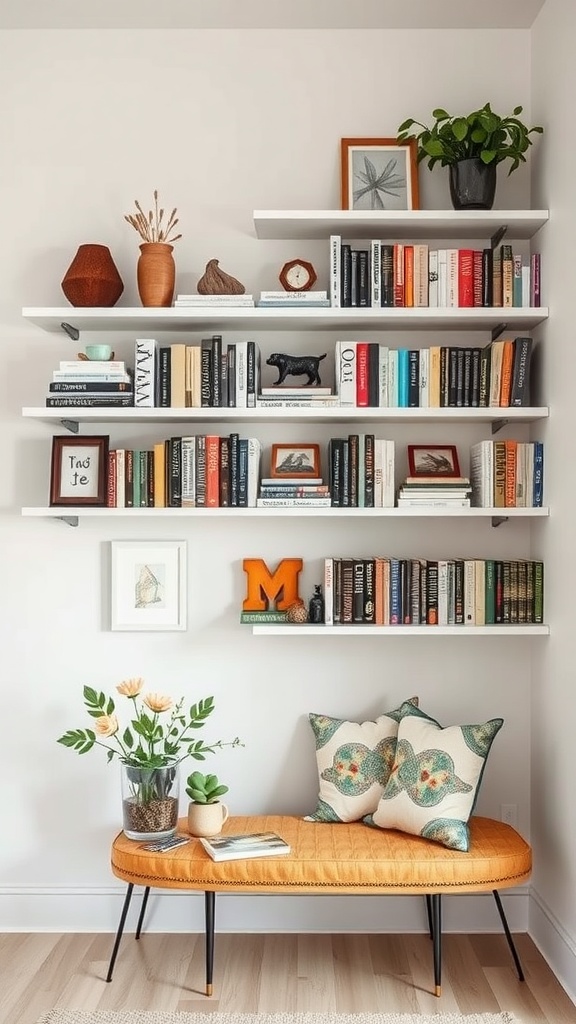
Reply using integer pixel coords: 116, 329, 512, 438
137, 242, 175, 307
61, 243, 124, 307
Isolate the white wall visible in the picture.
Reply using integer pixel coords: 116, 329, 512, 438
529, 0, 576, 1003
0, 28, 537, 935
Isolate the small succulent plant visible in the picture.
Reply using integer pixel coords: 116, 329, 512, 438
186, 770, 229, 804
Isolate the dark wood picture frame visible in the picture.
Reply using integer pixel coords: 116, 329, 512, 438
407, 444, 461, 478
340, 137, 420, 212
49, 434, 109, 506
270, 443, 321, 479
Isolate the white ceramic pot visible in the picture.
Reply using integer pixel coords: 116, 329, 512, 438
188, 800, 229, 838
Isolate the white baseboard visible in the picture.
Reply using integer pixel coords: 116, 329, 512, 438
529, 887, 576, 1005
0, 884, 528, 934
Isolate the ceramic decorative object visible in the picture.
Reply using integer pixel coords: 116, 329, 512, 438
137, 242, 175, 307
188, 800, 229, 838
286, 600, 308, 624
197, 259, 245, 295
61, 243, 124, 307
449, 159, 497, 210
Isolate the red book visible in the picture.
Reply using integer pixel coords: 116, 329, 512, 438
458, 249, 474, 307
356, 343, 369, 406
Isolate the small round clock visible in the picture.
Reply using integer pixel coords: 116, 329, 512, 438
279, 258, 318, 292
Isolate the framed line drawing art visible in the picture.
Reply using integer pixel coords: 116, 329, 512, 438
110, 540, 187, 631
270, 443, 321, 479
49, 434, 109, 506
340, 137, 419, 211
407, 445, 462, 478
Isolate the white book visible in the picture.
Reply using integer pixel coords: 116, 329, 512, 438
235, 340, 248, 408
488, 340, 505, 407
464, 560, 476, 624
115, 449, 125, 509
181, 437, 196, 507
256, 498, 332, 507
247, 438, 262, 508
438, 560, 449, 626
260, 290, 327, 301
324, 557, 334, 626
335, 340, 357, 406
52, 372, 131, 383
474, 559, 486, 626
256, 399, 340, 408
428, 250, 439, 307
419, 348, 429, 408
374, 438, 385, 507
330, 234, 341, 307
387, 349, 398, 407
199, 831, 291, 862
59, 360, 126, 372
260, 387, 333, 397
134, 338, 157, 408
447, 249, 459, 307
397, 498, 471, 507
413, 244, 429, 306
437, 250, 447, 307
175, 294, 254, 303
384, 439, 395, 508
378, 346, 389, 407
370, 240, 381, 307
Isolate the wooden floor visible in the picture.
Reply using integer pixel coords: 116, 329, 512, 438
3, 931, 576, 1024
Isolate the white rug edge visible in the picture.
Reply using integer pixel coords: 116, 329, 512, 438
34, 1011, 520, 1024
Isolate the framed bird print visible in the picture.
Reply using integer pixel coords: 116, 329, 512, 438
340, 138, 419, 211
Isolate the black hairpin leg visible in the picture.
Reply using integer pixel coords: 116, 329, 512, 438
431, 893, 442, 996
492, 889, 525, 981
205, 890, 216, 996
106, 883, 135, 982
425, 894, 433, 939
135, 886, 151, 939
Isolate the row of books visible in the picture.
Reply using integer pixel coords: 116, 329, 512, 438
329, 236, 542, 309
470, 440, 544, 508
172, 291, 331, 309
106, 435, 261, 508
46, 359, 134, 408
134, 337, 261, 409
396, 478, 472, 508
322, 557, 544, 626
329, 436, 395, 508
334, 336, 534, 409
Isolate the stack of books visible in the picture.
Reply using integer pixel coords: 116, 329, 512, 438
173, 293, 255, 307
257, 290, 330, 308
257, 474, 331, 508
46, 360, 134, 407
257, 386, 337, 409
396, 476, 472, 508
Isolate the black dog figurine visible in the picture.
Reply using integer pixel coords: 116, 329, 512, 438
266, 352, 327, 386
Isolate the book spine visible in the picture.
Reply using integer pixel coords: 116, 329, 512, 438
134, 339, 157, 407
49, 381, 133, 392
370, 240, 381, 307
330, 235, 341, 307
45, 396, 134, 407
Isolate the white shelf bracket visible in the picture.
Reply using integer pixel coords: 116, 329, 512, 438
60, 322, 80, 341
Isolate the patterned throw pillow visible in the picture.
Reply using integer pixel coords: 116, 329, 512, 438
305, 698, 421, 823
367, 709, 503, 851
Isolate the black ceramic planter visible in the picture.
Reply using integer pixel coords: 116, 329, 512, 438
449, 159, 497, 210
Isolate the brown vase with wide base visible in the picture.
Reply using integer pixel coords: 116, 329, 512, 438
61, 243, 124, 307
137, 242, 175, 307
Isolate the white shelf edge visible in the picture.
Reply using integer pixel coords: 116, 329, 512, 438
251, 624, 550, 636
22, 406, 550, 424
21, 506, 549, 519
253, 209, 550, 241
21, 306, 549, 334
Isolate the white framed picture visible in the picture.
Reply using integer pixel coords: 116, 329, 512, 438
110, 540, 187, 631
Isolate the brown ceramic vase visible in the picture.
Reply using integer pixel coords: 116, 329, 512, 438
137, 242, 175, 307
61, 243, 124, 307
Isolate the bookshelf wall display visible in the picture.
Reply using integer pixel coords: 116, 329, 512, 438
21, 209, 550, 634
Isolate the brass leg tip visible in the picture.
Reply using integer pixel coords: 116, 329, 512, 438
435, 985, 442, 997
206, 984, 213, 997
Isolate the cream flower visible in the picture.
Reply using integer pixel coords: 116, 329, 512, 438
94, 714, 119, 737
143, 693, 173, 714
116, 678, 144, 697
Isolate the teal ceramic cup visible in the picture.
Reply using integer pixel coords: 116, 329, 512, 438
85, 344, 112, 360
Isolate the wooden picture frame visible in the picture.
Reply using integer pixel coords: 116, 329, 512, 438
341, 137, 419, 212
110, 540, 187, 631
270, 443, 321, 479
407, 445, 461, 478
49, 434, 109, 506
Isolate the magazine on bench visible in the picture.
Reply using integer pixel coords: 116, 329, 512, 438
199, 831, 291, 862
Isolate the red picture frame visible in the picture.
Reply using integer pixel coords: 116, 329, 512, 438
407, 445, 461, 478
270, 443, 321, 479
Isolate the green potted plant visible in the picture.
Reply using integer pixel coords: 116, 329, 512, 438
186, 770, 230, 837
397, 103, 543, 209
58, 679, 242, 842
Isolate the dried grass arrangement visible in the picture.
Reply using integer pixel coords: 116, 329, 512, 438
124, 190, 182, 244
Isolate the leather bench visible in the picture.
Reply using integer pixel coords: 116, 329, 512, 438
107, 813, 532, 997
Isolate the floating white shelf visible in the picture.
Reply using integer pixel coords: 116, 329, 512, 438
253, 209, 549, 241
22, 406, 550, 426
22, 306, 549, 334
251, 624, 549, 636
21, 506, 549, 520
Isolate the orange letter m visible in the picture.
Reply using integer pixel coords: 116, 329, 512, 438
242, 558, 303, 611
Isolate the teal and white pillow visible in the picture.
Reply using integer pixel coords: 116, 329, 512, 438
366, 709, 503, 851
305, 698, 421, 823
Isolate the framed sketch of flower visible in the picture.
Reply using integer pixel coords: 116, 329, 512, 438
340, 138, 419, 211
